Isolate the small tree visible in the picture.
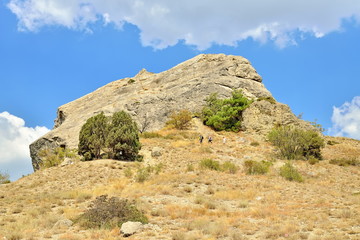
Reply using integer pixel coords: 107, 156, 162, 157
106, 111, 141, 161
78, 112, 108, 160
166, 109, 192, 130
202, 90, 252, 132
268, 125, 324, 160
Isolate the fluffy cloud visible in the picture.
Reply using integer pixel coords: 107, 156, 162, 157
8, 0, 360, 49
0, 112, 49, 180
329, 97, 360, 139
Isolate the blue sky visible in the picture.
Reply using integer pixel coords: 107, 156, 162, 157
1, 0, 360, 181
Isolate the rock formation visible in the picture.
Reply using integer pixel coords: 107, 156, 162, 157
30, 53, 313, 171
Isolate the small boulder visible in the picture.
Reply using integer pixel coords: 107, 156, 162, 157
53, 218, 73, 229
60, 157, 74, 167
151, 147, 162, 158
120, 221, 143, 237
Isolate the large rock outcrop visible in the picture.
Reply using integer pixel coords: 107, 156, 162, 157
30, 53, 312, 171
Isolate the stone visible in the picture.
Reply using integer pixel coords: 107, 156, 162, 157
60, 157, 74, 167
53, 218, 73, 229
30, 53, 313, 171
151, 147, 163, 157
120, 221, 143, 237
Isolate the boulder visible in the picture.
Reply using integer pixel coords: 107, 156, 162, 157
151, 147, 163, 157
120, 221, 143, 237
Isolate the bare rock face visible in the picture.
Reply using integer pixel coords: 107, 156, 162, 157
29, 53, 310, 171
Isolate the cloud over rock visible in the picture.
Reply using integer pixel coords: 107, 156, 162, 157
8, 0, 360, 49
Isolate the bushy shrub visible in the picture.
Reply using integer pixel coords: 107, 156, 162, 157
221, 161, 238, 174
250, 141, 260, 147
166, 109, 192, 130
268, 126, 324, 160
244, 160, 271, 175
78, 111, 141, 161
199, 159, 221, 171
202, 90, 252, 132
140, 132, 163, 138
77, 195, 148, 229
0, 172, 10, 184
329, 158, 360, 166
280, 162, 303, 182
135, 164, 164, 183
308, 156, 319, 165
39, 147, 78, 168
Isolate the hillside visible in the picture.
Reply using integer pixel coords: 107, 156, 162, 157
1, 119, 360, 240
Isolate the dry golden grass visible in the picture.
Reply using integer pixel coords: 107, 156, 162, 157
1, 125, 359, 239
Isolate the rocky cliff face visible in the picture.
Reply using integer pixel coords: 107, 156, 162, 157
30, 54, 312, 170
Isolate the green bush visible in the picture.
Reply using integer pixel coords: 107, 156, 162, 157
202, 90, 252, 132
140, 132, 163, 139
39, 147, 79, 168
280, 162, 303, 182
329, 158, 360, 166
78, 111, 141, 161
0, 172, 10, 184
308, 156, 319, 165
221, 161, 238, 174
250, 141, 260, 147
76, 195, 148, 229
166, 109, 192, 130
244, 160, 271, 175
199, 159, 221, 171
268, 126, 324, 160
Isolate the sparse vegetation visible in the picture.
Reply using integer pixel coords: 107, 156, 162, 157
76, 195, 148, 229
257, 96, 276, 104
39, 147, 79, 168
78, 111, 141, 161
127, 79, 135, 84
140, 132, 162, 138
268, 125, 325, 160
329, 158, 360, 166
166, 109, 192, 130
0, 171, 10, 184
202, 90, 252, 132
199, 159, 238, 173
280, 162, 304, 182
244, 160, 271, 175
250, 141, 260, 147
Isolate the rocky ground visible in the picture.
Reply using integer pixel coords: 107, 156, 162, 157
1, 120, 360, 240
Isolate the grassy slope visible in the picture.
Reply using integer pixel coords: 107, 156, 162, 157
0, 121, 359, 240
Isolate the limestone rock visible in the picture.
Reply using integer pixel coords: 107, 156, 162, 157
53, 218, 73, 229
151, 147, 163, 157
120, 221, 143, 237
29, 53, 311, 171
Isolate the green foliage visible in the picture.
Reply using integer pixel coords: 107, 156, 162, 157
327, 140, 339, 146
250, 141, 260, 147
280, 162, 304, 182
308, 156, 319, 165
140, 132, 163, 138
0, 171, 10, 184
199, 159, 238, 173
127, 79, 135, 84
202, 90, 252, 132
329, 158, 360, 166
244, 160, 271, 175
76, 195, 148, 229
268, 126, 325, 160
166, 109, 192, 130
78, 112, 108, 160
257, 96, 276, 104
134, 164, 164, 183
78, 111, 141, 161
106, 111, 141, 161
39, 147, 78, 168
199, 159, 221, 171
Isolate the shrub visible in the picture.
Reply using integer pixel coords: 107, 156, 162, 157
202, 90, 252, 132
244, 160, 271, 175
308, 156, 319, 165
78, 111, 141, 161
199, 159, 221, 171
166, 109, 192, 130
221, 161, 238, 174
250, 141, 260, 147
39, 147, 79, 168
76, 195, 148, 229
280, 162, 303, 182
140, 132, 162, 138
257, 96, 276, 104
327, 140, 339, 146
127, 79, 135, 84
329, 158, 360, 166
268, 126, 324, 160
0, 172, 10, 184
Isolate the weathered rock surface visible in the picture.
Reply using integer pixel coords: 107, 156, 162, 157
120, 221, 143, 237
30, 53, 312, 170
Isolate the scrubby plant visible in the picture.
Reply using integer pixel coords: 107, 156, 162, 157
244, 160, 271, 175
78, 111, 141, 161
0, 171, 10, 184
268, 126, 324, 160
199, 159, 221, 171
202, 90, 252, 132
308, 156, 319, 165
221, 161, 238, 174
166, 109, 193, 130
329, 158, 360, 166
250, 141, 260, 147
257, 96, 276, 104
280, 162, 303, 182
140, 132, 163, 138
127, 79, 135, 84
39, 147, 79, 168
76, 195, 148, 229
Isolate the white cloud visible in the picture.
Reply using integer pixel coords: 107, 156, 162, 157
7, 0, 360, 49
329, 97, 360, 139
0, 112, 49, 180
